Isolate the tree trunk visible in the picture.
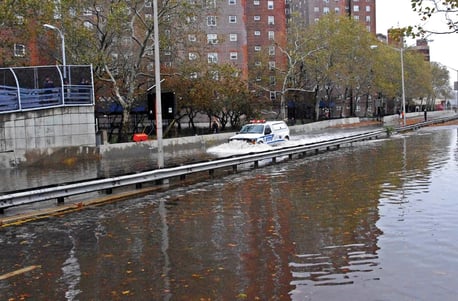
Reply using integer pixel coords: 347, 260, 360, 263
118, 109, 131, 142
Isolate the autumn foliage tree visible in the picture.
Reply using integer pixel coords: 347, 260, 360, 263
410, 0, 458, 35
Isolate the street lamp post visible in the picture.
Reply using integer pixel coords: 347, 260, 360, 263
400, 47, 406, 126
448, 66, 458, 110
43, 24, 66, 79
153, 0, 164, 169
371, 44, 407, 126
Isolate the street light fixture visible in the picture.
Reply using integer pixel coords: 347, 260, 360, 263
371, 44, 406, 126
43, 24, 67, 79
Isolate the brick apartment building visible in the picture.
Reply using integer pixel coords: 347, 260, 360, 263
290, 0, 376, 33
195, 0, 376, 101
6, 0, 379, 111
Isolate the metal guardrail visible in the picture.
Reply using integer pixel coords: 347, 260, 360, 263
0, 129, 387, 213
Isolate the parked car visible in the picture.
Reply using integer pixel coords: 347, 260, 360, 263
229, 120, 290, 144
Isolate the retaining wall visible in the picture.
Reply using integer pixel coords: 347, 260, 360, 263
0, 106, 96, 168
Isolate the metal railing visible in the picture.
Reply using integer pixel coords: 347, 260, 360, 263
0, 129, 387, 213
0, 65, 94, 114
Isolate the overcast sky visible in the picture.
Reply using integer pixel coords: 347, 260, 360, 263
376, 0, 458, 85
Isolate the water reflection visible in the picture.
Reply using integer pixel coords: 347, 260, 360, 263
1, 127, 458, 300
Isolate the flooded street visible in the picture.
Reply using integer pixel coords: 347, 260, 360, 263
1, 125, 458, 300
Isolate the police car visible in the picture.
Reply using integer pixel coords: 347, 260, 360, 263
228, 120, 290, 144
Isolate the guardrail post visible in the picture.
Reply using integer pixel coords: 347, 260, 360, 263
136, 183, 142, 189
57, 197, 64, 204
232, 165, 237, 173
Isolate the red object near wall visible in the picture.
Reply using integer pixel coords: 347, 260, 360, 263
133, 133, 148, 142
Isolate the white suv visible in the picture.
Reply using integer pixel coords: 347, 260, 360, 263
229, 120, 290, 144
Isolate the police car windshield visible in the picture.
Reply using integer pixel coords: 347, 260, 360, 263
239, 124, 264, 134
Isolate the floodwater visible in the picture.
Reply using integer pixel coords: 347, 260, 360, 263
1, 125, 458, 300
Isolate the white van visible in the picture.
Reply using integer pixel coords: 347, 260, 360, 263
229, 120, 290, 144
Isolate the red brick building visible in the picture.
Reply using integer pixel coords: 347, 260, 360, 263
290, 0, 377, 34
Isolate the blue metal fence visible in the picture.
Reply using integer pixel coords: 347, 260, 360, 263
0, 65, 94, 114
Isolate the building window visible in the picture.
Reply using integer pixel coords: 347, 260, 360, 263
207, 16, 217, 26
16, 15, 24, 25
335, 7, 340, 13
83, 8, 92, 16
83, 21, 93, 29
254, 0, 260, 5
255, 61, 262, 66
366, 16, 371, 22
268, 45, 275, 56
189, 52, 198, 60
207, 33, 218, 44
314, 7, 319, 12
267, 1, 274, 9
254, 15, 261, 21
354, 15, 360, 21
145, 0, 152, 7
254, 30, 261, 36
205, 0, 216, 8
254, 46, 261, 51
270, 91, 276, 100
268, 16, 274, 25
353, 5, 359, 12
14, 44, 25, 57
229, 0, 236, 4
269, 61, 275, 70
208, 52, 218, 63
323, 7, 330, 14
188, 34, 197, 42
366, 5, 371, 12
186, 16, 197, 23
270, 76, 276, 85
229, 33, 237, 41
268, 31, 274, 40
230, 52, 238, 60
229, 16, 237, 23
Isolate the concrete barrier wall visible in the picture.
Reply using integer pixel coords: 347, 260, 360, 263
382, 110, 456, 125
97, 117, 362, 160
1, 112, 454, 169
0, 106, 96, 167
